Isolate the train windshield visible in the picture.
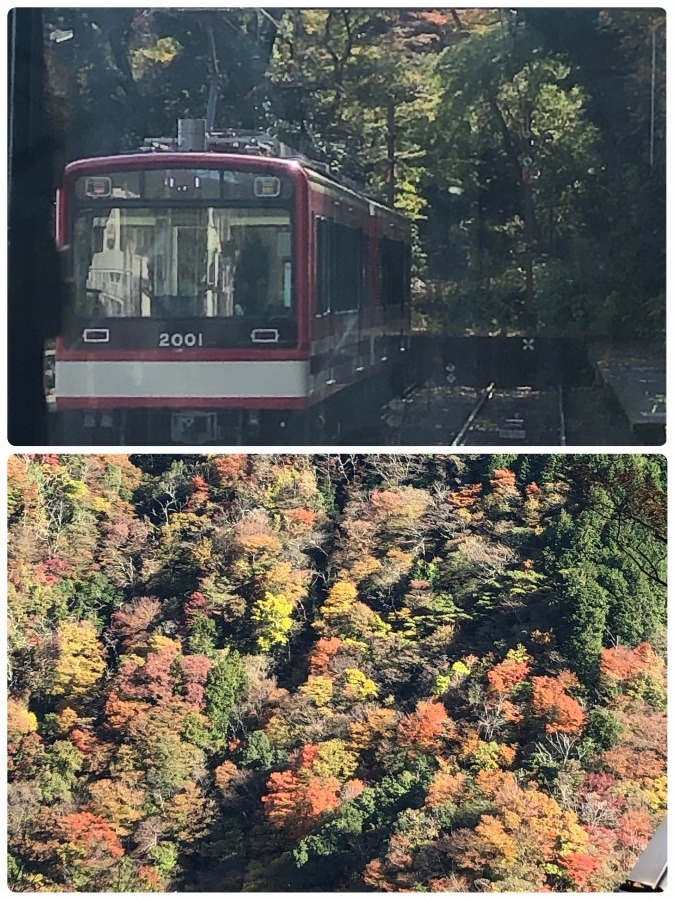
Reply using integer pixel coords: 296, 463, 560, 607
72, 206, 294, 322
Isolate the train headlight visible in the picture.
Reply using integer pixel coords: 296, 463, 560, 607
43, 340, 56, 401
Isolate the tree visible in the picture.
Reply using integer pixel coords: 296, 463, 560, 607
204, 651, 246, 739
50, 620, 107, 701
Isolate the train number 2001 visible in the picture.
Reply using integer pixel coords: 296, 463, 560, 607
159, 332, 204, 348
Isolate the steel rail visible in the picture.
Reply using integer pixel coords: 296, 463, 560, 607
451, 382, 495, 446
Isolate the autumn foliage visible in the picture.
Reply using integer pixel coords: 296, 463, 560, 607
7, 453, 666, 892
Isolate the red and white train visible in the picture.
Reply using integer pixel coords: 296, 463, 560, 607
45, 123, 412, 444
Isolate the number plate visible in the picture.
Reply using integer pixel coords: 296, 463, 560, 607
171, 412, 218, 444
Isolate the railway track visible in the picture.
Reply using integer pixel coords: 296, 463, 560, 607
452, 383, 566, 446
384, 380, 567, 446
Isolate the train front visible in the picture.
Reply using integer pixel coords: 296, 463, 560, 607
46, 153, 309, 444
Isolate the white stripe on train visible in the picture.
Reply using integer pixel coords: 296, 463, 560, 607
54, 359, 310, 399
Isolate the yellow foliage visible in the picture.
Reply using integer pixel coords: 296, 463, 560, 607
348, 707, 398, 751
300, 675, 334, 708
193, 537, 214, 568
343, 668, 379, 701
349, 555, 381, 582
88, 778, 146, 837
266, 562, 309, 605
644, 775, 668, 812
325, 581, 358, 610
148, 634, 181, 654
51, 621, 106, 699
251, 591, 295, 652
264, 714, 296, 752
309, 739, 359, 781
7, 698, 38, 742
56, 707, 79, 733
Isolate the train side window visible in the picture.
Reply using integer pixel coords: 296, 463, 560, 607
380, 236, 407, 308
333, 222, 361, 313
316, 218, 367, 314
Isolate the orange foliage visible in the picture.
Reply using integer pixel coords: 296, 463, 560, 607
284, 507, 317, 529
104, 693, 148, 731
59, 810, 124, 860
341, 779, 366, 802
501, 700, 524, 724
398, 700, 452, 750
448, 483, 483, 508
474, 769, 514, 799
308, 636, 343, 674
546, 692, 586, 734
214, 762, 240, 800
262, 770, 341, 837
369, 489, 406, 513
211, 455, 248, 485
490, 468, 518, 492
487, 658, 530, 694
426, 770, 466, 808
262, 770, 302, 829
531, 675, 586, 734
600, 643, 663, 684
601, 747, 664, 779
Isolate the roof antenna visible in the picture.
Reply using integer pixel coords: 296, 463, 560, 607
205, 20, 220, 134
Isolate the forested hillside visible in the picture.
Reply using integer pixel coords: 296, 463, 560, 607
7, 454, 666, 891
43, 7, 665, 340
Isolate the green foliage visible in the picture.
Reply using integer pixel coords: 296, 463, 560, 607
205, 652, 246, 739
585, 707, 623, 751
187, 614, 219, 656
240, 730, 274, 770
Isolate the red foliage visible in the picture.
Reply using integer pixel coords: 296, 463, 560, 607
180, 655, 213, 709
183, 591, 209, 627
70, 729, 95, 754
600, 643, 661, 683
308, 636, 343, 674
59, 810, 124, 861
560, 852, 603, 888
524, 482, 542, 497
36, 454, 61, 467
616, 810, 653, 852
116, 644, 177, 703
110, 597, 161, 652
187, 475, 211, 511
211, 455, 248, 486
